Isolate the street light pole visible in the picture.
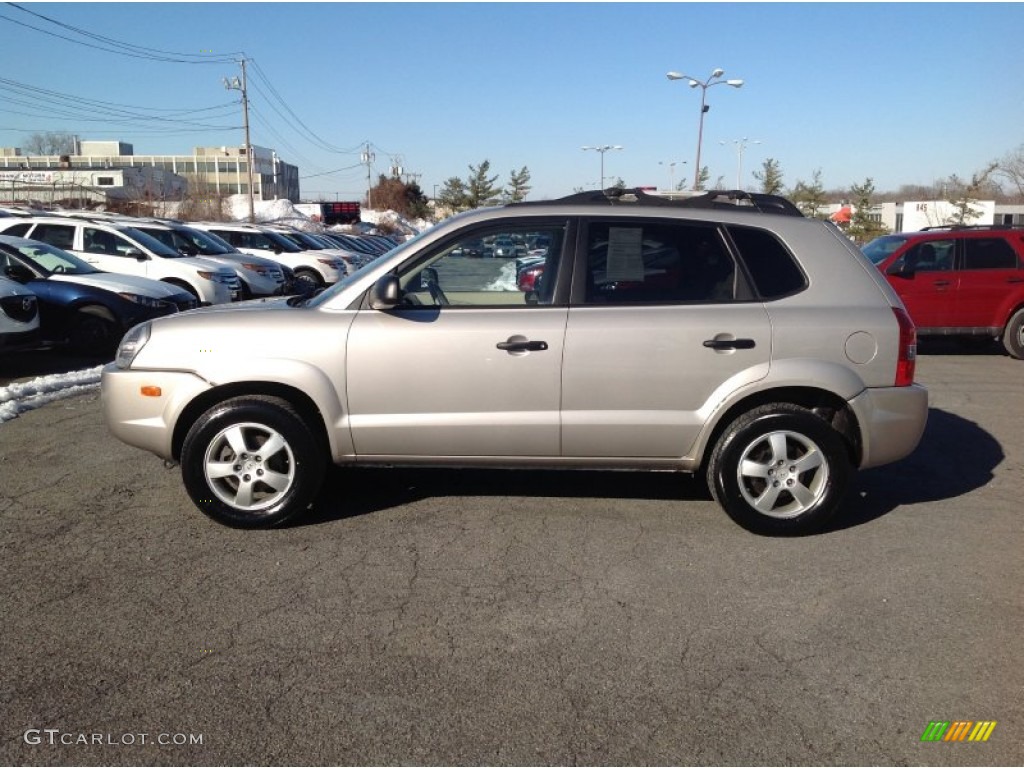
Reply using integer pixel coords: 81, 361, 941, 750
719, 138, 761, 189
581, 145, 623, 190
659, 159, 687, 191
666, 68, 744, 190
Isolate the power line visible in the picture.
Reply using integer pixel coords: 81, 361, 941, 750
2, 3, 242, 63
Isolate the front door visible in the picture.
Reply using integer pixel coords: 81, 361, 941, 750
345, 220, 570, 457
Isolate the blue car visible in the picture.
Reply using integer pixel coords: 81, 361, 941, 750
0, 234, 198, 356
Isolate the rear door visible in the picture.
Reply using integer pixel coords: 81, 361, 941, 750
560, 218, 772, 459
953, 233, 1024, 330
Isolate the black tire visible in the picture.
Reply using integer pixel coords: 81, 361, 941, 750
1002, 308, 1024, 360
293, 269, 323, 294
707, 403, 851, 535
69, 306, 118, 357
180, 396, 326, 528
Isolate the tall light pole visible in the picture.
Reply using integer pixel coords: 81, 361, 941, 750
719, 138, 761, 189
658, 159, 687, 191
223, 57, 256, 223
666, 68, 744, 190
581, 145, 623, 190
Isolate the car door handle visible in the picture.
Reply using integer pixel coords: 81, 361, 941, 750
496, 337, 548, 352
932, 280, 951, 287
1007, 277, 1024, 284
703, 337, 756, 350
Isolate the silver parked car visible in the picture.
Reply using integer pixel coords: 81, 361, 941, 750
102, 190, 928, 534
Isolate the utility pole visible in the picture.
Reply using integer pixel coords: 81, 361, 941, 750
360, 143, 375, 209
224, 58, 256, 223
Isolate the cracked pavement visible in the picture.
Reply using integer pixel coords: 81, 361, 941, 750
1, 349, 1022, 765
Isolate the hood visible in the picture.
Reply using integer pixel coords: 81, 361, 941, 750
50, 272, 184, 297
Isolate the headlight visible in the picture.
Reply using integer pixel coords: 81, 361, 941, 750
118, 292, 172, 310
316, 258, 338, 268
241, 262, 270, 276
115, 322, 151, 370
197, 271, 235, 284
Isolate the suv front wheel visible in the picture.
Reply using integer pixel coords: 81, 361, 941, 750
707, 403, 851, 535
181, 396, 325, 528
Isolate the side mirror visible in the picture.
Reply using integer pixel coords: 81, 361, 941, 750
3, 264, 33, 283
887, 261, 915, 278
125, 248, 146, 261
178, 245, 199, 257
368, 274, 400, 309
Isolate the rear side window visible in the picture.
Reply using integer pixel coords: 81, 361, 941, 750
726, 226, 806, 299
1, 222, 32, 237
962, 237, 1018, 270
582, 221, 736, 304
30, 223, 76, 251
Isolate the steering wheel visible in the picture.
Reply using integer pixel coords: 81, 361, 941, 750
52, 265, 66, 274
428, 282, 450, 306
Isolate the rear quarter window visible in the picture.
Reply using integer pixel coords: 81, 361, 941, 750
726, 225, 807, 299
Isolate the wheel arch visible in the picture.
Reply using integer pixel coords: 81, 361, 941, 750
171, 382, 332, 462
694, 385, 863, 473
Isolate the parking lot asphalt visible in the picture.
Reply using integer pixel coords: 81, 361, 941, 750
0, 347, 1021, 766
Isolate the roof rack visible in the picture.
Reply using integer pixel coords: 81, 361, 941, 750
513, 187, 804, 217
919, 223, 1024, 231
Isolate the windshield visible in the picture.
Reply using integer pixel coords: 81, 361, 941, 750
3, 239, 98, 275
861, 235, 909, 265
175, 225, 236, 255
282, 232, 325, 250
261, 230, 303, 253
121, 227, 181, 258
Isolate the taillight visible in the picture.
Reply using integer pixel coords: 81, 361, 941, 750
893, 307, 917, 386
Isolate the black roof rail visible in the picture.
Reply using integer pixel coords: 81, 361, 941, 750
919, 223, 1024, 231
512, 187, 803, 216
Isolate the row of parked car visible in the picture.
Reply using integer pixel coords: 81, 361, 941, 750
0, 207, 401, 356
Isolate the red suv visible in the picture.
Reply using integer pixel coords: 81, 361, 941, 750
863, 226, 1024, 359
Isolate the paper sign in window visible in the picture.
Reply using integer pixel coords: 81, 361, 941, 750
604, 227, 645, 282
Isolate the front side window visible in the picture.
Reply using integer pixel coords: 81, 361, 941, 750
394, 224, 566, 308
895, 239, 955, 273
962, 237, 1018, 270
583, 221, 736, 305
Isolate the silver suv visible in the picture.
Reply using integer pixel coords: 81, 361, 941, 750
101, 190, 928, 535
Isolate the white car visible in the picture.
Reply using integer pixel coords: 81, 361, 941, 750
0, 275, 40, 352
190, 222, 346, 291
0, 216, 239, 305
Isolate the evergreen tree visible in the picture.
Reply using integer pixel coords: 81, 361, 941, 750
505, 166, 532, 203
437, 177, 468, 213
846, 178, 890, 244
465, 160, 501, 208
753, 158, 785, 195
790, 169, 828, 218
946, 163, 998, 225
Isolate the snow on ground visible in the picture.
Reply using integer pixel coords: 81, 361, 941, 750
0, 365, 104, 424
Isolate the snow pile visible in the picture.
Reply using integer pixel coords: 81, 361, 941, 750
0, 365, 104, 424
485, 262, 519, 291
225, 194, 309, 224
359, 208, 429, 235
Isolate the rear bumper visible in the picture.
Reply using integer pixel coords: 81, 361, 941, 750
849, 383, 929, 469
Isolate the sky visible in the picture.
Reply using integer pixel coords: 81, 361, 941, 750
1, 2, 1023, 202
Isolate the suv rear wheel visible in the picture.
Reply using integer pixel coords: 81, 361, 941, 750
707, 403, 851, 535
1003, 308, 1024, 360
181, 396, 325, 528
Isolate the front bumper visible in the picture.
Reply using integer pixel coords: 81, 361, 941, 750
101, 365, 213, 460
848, 383, 929, 469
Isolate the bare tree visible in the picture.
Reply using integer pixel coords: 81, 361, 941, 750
994, 145, 1024, 201
22, 132, 77, 156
